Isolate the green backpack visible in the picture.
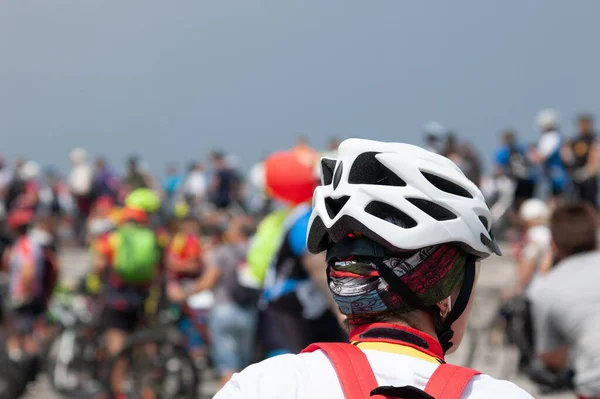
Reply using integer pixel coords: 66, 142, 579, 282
113, 225, 159, 283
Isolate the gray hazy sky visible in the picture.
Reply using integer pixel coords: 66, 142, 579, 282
1, 1, 599, 174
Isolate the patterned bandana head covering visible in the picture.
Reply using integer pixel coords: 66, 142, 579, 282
328, 244, 466, 316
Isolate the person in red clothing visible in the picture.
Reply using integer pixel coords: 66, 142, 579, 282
2, 209, 46, 359
166, 216, 220, 359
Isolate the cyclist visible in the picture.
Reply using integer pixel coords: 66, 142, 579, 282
494, 129, 537, 212
3, 209, 46, 361
530, 203, 600, 398
258, 149, 346, 359
423, 121, 446, 154
93, 205, 159, 348
562, 113, 599, 209
533, 109, 567, 205
165, 215, 219, 361
215, 139, 532, 398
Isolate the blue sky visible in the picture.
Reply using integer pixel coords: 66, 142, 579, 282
1, 1, 599, 174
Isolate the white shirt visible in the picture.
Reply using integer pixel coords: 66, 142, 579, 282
537, 131, 561, 160
184, 171, 207, 198
521, 225, 551, 299
214, 348, 533, 399
68, 163, 94, 195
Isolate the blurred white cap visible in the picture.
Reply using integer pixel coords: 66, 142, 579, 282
520, 198, 550, 222
423, 121, 446, 137
21, 161, 40, 180
70, 148, 87, 163
536, 109, 559, 130
248, 162, 264, 189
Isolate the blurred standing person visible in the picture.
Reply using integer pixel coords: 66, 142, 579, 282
184, 162, 207, 211
123, 156, 151, 193
460, 142, 483, 187
68, 149, 95, 246
15, 162, 41, 212
38, 168, 62, 218
163, 164, 184, 202
444, 132, 468, 172
292, 136, 318, 167
562, 113, 599, 209
422, 121, 446, 154
0, 155, 13, 200
259, 150, 345, 359
495, 130, 537, 211
208, 217, 257, 387
209, 152, 234, 210
4, 158, 26, 212
94, 158, 119, 201
532, 109, 567, 205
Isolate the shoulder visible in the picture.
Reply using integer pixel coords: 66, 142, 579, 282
464, 374, 533, 398
214, 352, 335, 399
495, 146, 508, 158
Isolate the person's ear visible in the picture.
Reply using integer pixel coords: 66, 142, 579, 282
436, 296, 452, 319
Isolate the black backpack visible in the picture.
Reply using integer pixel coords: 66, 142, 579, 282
224, 245, 262, 308
507, 145, 533, 180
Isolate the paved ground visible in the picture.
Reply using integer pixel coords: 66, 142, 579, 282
22, 246, 575, 399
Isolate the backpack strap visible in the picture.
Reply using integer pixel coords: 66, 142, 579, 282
302, 343, 387, 399
424, 364, 481, 399
302, 343, 480, 399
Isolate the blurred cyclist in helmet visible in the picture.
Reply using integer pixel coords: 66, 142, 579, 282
255, 149, 346, 360
3, 209, 46, 360
422, 121, 446, 154
215, 139, 532, 399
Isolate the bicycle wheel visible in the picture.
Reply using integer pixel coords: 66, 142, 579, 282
44, 327, 105, 396
106, 331, 200, 399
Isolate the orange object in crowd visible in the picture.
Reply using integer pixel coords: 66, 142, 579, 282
264, 150, 317, 205
168, 233, 203, 261
121, 206, 148, 224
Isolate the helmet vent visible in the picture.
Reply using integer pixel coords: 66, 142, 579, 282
421, 171, 473, 199
365, 201, 417, 229
406, 198, 457, 221
325, 196, 350, 219
478, 216, 489, 230
321, 158, 337, 186
333, 161, 344, 190
349, 152, 406, 187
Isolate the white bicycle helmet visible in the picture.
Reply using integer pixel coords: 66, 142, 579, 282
520, 198, 550, 223
70, 148, 87, 164
422, 121, 446, 137
307, 138, 500, 258
536, 109, 559, 130
20, 161, 40, 181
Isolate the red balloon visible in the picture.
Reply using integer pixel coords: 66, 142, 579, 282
264, 150, 317, 205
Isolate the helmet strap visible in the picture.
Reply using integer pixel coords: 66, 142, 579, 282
435, 255, 477, 353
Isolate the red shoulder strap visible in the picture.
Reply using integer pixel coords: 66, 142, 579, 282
424, 364, 481, 399
301, 343, 387, 399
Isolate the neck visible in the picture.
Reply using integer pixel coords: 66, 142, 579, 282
348, 311, 439, 342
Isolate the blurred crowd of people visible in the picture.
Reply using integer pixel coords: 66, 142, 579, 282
0, 110, 599, 396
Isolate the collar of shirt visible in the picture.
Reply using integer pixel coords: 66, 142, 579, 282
350, 322, 445, 364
